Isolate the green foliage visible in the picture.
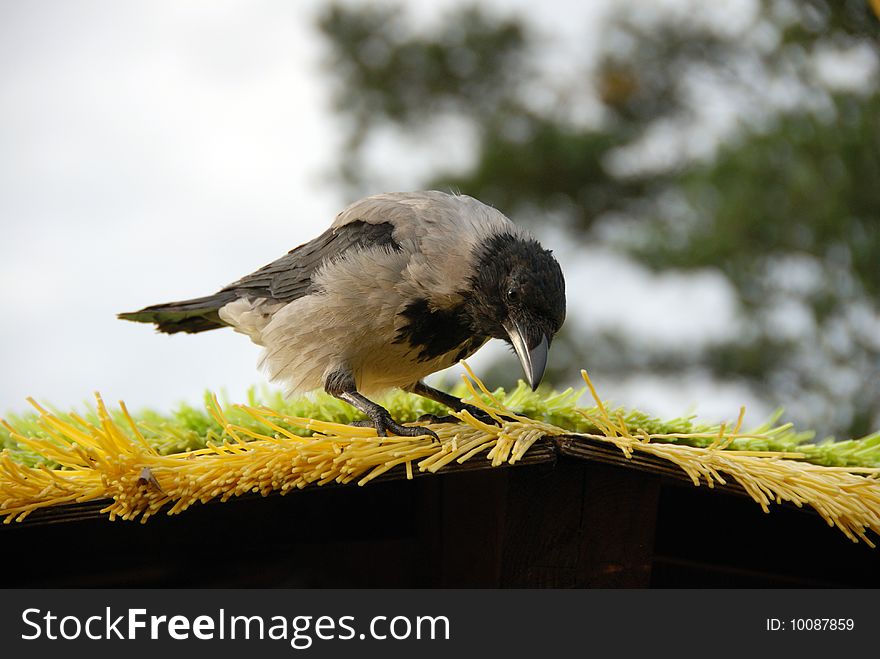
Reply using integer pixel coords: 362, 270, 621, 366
437, 117, 644, 230
319, 4, 526, 124
641, 94, 880, 293
318, 3, 527, 186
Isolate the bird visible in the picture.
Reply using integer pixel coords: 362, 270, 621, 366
119, 191, 566, 439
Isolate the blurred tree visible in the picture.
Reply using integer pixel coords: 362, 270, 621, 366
317, 0, 880, 438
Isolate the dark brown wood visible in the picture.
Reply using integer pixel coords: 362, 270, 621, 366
432, 467, 511, 587
499, 458, 661, 587
499, 459, 585, 587
579, 462, 661, 586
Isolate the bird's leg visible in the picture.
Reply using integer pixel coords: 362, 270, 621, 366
408, 381, 509, 426
325, 370, 439, 441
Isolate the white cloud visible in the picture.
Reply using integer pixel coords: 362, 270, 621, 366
813, 42, 879, 94
0, 1, 342, 411
559, 246, 742, 350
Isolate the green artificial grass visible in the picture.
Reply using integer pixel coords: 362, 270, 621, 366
3, 381, 879, 469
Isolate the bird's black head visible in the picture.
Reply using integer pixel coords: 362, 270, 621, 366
466, 232, 566, 390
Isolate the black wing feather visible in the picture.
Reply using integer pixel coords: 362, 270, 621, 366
222, 220, 400, 301
119, 219, 400, 334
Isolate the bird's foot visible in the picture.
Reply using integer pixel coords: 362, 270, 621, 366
408, 381, 517, 428
457, 403, 518, 426
336, 387, 439, 442
351, 413, 440, 443
418, 405, 516, 427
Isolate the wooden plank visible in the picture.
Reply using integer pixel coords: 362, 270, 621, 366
499, 458, 661, 587
432, 468, 511, 587
500, 459, 584, 587
578, 463, 660, 587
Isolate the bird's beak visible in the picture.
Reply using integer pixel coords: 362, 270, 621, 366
503, 321, 548, 391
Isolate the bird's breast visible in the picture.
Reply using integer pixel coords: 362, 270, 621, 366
393, 298, 477, 362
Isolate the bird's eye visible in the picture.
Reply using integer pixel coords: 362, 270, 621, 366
506, 288, 518, 301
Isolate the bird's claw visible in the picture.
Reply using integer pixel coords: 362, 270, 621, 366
350, 415, 440, 443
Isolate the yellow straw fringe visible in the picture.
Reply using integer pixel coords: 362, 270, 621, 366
1, 368, 879, 547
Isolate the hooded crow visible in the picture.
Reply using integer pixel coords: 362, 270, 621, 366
119, 191, 566, 439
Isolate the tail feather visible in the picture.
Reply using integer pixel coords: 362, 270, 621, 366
118, 291, 237, 334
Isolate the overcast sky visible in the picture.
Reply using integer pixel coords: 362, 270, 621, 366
0, 0, 773, 424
